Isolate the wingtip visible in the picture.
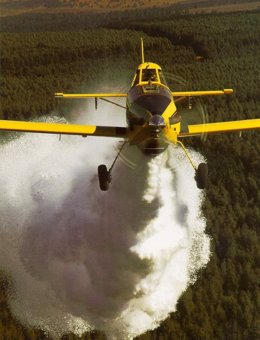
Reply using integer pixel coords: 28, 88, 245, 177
224, 89, 234, 94
55, 92, 63, 97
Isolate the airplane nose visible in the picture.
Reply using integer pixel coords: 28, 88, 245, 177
149, 114, 165, 127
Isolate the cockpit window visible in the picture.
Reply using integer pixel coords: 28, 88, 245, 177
158, 70, 167, 86
132, 70, 140, 86
141, 69, 158, 82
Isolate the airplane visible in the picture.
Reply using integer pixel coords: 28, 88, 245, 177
0, 38, 259, 191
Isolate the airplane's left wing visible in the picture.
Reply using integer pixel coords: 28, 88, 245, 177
0, 120, 127, 138
178, 119, 260, 137
55, 93, 127, 98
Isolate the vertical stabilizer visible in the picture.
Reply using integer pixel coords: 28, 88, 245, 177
141, 38, 145, 64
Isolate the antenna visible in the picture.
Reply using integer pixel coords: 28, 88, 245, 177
141, 37, 145, 64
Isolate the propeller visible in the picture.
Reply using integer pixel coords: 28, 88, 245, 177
165, 72, 209, 142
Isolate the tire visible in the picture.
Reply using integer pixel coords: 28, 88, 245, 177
195, 163, 208, 189
98, 165, 110, 191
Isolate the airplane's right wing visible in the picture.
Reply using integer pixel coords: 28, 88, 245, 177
172, 89, 233, 97
0, 120, 127, 138
178, 119, 260, 137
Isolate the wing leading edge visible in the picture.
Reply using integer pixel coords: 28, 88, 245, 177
179, 119, 260, 137
0, 120, 127, 138
172, 89, 233, 97
55, 93, 127, 98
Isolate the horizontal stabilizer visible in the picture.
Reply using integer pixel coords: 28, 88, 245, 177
0, 120, 127, 138
179, 119, 260, 137
55, 93, 127, 98
172, 89, 233, 97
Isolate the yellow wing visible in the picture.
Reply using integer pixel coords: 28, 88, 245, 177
179, 119, 260, 137
172, 89, 233, 97
55, 93, 127, 98
0, 120, 127, 138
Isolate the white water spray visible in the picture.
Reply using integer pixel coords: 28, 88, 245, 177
0, 111, 210, 339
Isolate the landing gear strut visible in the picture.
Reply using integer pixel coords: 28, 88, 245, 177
97, 142, 126, 191
177, 140, 208, 189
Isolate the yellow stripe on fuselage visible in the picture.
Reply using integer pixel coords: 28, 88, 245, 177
164, 122, 181, 144
161, 98, 177, 121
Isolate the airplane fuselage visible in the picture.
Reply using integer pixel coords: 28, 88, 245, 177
126, 62, 177, 156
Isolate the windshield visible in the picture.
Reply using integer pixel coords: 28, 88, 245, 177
132, 70, 140, 86
158, 70, 167, 86
141, 69, 158, 82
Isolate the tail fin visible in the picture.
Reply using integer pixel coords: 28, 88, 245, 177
141, 38, 145, 64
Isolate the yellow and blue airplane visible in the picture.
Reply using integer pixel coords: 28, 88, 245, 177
0, 39, 259, 190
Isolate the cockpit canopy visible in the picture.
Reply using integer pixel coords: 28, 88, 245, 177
131, 62, 167, 87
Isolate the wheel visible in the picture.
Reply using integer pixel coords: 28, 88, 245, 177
98, 165, 110, 191
195, 163, 208, 189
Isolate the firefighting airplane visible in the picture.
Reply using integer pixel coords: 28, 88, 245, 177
0, 39, 259, 190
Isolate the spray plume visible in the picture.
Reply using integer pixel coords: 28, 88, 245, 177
0, 101, 210, 339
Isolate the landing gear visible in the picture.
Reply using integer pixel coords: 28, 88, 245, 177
98, 165, 111, 191
195, 163, 208, 189
177, 141, 208, 190
97, 142, 127, 191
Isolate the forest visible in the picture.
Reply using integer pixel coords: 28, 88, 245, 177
0, 7, 259, 340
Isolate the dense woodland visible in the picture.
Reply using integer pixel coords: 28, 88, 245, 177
0, 8, 259, 340
1, 0, 259, 32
